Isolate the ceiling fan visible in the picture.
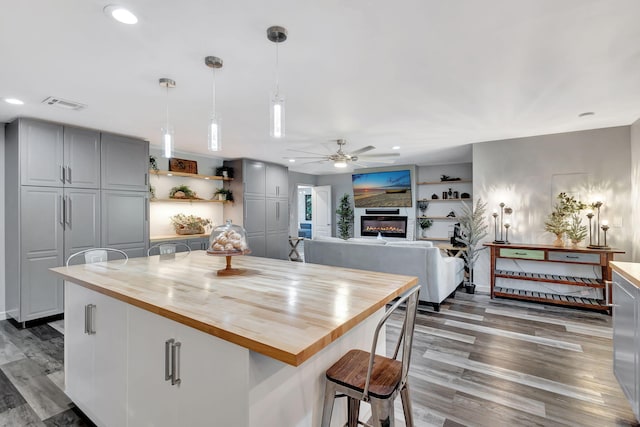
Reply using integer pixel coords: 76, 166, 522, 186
285, 139, 400, 168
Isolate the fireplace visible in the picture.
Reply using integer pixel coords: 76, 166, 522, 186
360, 216, 408, 238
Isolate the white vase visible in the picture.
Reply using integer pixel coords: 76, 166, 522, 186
421, 229, 429, 238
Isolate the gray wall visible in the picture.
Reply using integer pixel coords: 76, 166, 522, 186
0, 124, 4, 319
631, 117, 640, 261
473, 126, 633, 293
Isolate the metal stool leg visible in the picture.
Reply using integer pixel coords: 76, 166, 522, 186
321, 381, 337, 427
370, 397, 395, 427
347, 396, 361, 427
400, 383, 414, 427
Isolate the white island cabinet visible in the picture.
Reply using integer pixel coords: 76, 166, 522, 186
52, 252, 416, 427
611, 262, 640, 422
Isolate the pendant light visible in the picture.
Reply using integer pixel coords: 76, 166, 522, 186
159, 78, 175, 158
205, 56, 223, 152
267, 26, 287, 139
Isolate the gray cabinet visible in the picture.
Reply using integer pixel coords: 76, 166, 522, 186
101, 133, 148, 192
224, 159, 289, 260
102, 190, 149, 258
5, 118, 148, 323
19, 119, 100, 189
613, 271, 639, 421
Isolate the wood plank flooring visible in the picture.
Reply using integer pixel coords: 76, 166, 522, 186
386, 293, 639, 426
0, 292, 637, 426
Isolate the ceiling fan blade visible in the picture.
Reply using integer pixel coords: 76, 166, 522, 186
349, 145, 376, 156
284, 156, 328, 159
358, 153, 401, 158
357, 158, 397, 164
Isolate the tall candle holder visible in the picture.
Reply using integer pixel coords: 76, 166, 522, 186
586, 210, 594, 246
493, 203, 506, 243
504, 223, 511, 244
492, 212, 499, 242
588, 201, 607, 249
601, 221, 610, 248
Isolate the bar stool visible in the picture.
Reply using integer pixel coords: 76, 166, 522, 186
66, 248, 129, 266
321, 284, 420, 427
147, 242, 192, 257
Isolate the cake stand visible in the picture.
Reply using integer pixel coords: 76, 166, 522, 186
206, 249, 252, 276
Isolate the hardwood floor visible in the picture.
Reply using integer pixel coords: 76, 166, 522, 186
0, 292, 637, 426
386, 292, 638, 427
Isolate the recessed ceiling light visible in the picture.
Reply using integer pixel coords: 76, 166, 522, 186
5, 98, 24, 105
578, 112, 595, 118
104, 5, 138, 24
392, 146, 400, 150
288, 159, 296, 163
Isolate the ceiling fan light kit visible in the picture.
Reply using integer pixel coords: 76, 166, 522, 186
159, 77, 176, 158
205, 55, 223, 152
267, 25, 287, 139
286, 139, 400, 168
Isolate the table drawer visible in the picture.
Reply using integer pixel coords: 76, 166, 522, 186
548, 251, 600, 264
499, 248, 545, 260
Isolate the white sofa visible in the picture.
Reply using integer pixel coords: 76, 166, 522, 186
304, 237, 465, 311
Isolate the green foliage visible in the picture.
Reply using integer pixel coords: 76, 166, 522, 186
214, 188, 234, 202
418, 218, 433, 229
455, 199, 489, 285
336, 193, 354, 240
544, 192, 587, 235
169, 185, 197, 199
169, 214, 211, 232
149, 155, 159, 172
566, 214, 588, 242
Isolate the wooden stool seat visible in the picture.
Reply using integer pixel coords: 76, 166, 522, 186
326, 349, 402, 399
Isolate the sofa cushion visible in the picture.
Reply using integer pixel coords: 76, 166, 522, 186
385, 241, 433, 248
313, 236, 347, 242
347, 238, 387, 245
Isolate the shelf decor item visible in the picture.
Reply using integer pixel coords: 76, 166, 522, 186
419, 218, 433, 238
417, 200, 429, 216
206, 219, 251, 275
169, 158, 198, 174
587, 200, 610, 249
544, 193, 586, 247
493, 202, 513, 244
213, 188, 234, 202
440, 175, 461, 182
149, 155, 159, 173
215, 166, 234, 179
170, 214, 212, 235
567, 214, 588, 247
169, 185, 200, 199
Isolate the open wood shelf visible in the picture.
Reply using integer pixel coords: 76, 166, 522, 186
417, 237, 450, 241
495, 269, 604, 288
417, 180, 472, 185
151, 198, 227, 203
493, 286, 609, 311
418, 216, 459, 220
150, 169, 233, 181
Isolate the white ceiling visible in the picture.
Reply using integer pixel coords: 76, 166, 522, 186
1, 0, 639, 174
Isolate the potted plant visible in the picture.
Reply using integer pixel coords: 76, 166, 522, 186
214, 188, 234, 202
215, 166, 234, 179
149, 155, 159, 173
169, 185, 199, 199
418, 218, 433, 238
170, 214, 212, 235
455, 198, 488, 293
566, 213, 588, 247
544, 193, 586, 246
336, 193, 354, 240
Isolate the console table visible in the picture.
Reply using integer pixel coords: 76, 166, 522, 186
484, 243, 624, 311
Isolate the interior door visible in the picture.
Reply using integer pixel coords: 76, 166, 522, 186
312, 185, 332, 238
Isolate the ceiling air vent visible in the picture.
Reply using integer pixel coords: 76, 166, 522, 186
42, 96, 87, 111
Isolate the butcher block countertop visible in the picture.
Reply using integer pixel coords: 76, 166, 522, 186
50, 252, 417, 366
611, 261, 640, 289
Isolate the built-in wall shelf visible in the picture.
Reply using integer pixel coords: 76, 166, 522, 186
149, 169, 233, 181
418, 198, 471, 202
151, 198, 227, 203
417, 237, 450, 242
418, 216, 459, 220
417, 180, 472, 185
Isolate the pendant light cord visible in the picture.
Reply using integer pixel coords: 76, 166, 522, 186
165, 85, 170, 129
275, 41, 280, 95
211, 68, 216, 115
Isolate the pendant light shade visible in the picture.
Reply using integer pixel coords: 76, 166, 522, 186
267, 26, 287, 139
205, 56, 223, 152
159, 78, 175, 158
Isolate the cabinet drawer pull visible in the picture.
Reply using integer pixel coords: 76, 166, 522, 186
565, 255, 579, 259
171, 341, 181, 386
165, 338, 174, 381
514, 252, 527, 255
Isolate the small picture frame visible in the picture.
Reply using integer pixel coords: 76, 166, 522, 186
169, 158, 198, 174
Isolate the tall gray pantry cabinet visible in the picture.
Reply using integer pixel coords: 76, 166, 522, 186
223, 159, 289, 259
4, 118, 149, 324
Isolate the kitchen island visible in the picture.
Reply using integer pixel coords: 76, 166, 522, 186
50, 251, 417, 427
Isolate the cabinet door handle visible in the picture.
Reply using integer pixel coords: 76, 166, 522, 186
84, 304, 89, 334
65, 196, 72, 226
145, 172, 148, 186
66, 166, 71, 184
84, 304, 96, 334
88, 304, 96, 334
59, 195, 65, 226
165, 338, 174, 381
171, 341, 182, 386
60, 165, 65, 183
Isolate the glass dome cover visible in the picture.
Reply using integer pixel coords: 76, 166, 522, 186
207, 219, 250, 255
